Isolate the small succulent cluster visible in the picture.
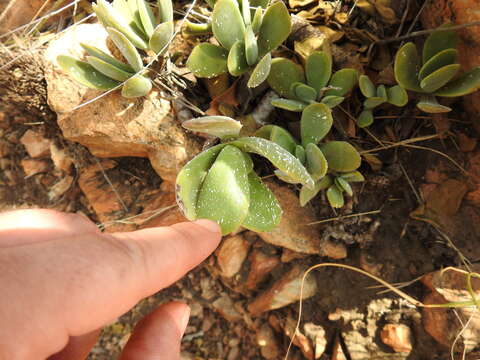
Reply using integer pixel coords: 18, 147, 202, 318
57, 0, 173, 98
267, 51, 359, 112
394, 24, 480, 113
186, 0, 291, 87
357, 75, 408, 127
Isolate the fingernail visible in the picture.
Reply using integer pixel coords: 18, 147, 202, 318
180, 305, 191, 334
193, 219, 221, 234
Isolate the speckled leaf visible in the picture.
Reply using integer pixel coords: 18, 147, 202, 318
326, 184, 344, 208
232, 137, 314, 188
137, 0, 155, 37
245, 25, 259, 66
267, 57, 305, 98
252, 7, 263, 34
340, 171, 364, 182
106, 27, 143, 72
158, 0, 173, 22
212, 0, 245, 51
57, 55, 120, 90
197, 145, 250, 235
228, 40, 249, 76
242, 172, 282, 232
271, 98, 307, 112
423, 24, 458, 64
182, 116, 242, 137
301, 103, 333, 146
175, 144, 226, 220
295, 145, 306, 165
359, 75, 376, 97
270, 125, 297, 153
121, 75, 152, 97
247, 52, 271, 88
325, 68, 358, 97
295, 83, 317, 102
150, 21, 174, 54
357, 109, 373, 128
394, 42, 422, 91
419, 48, 458, 80
376, 85, 387, 100
242, 152, 254, 173
416, 95, 451, 113
257, 1, 291, 56
274, 170, 300, 184
299, 175, 332, 206
86, 56, 133, 81
80, 43, 134, 73
320, 141, 361, 172
335, 177, 353, 196
363, 97, 384, 109
306, 51, 332, 94
387, 85, 408, 107
305, 143, 328, 181
420, 63, 460, 93
320, 95, 344, 108
187, 43, 228, 78
434, 67, 480, 97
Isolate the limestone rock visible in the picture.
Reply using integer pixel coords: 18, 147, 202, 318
256, 324, 281, 360
246, 249, 280, 289
212, 295, 242, 322
304, 323, 327, 359
216, 235, 251, 278
21, 159, 49, 177
48, 175, 74, 201
380, 324, 413, 353
20, 130, 50, 158
50, 143, 73, 173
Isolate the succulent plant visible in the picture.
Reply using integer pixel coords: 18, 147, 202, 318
177, 116, 314, 235
394, 24, 480, 113
186, 0, 291, 88
57, 0, 174, 98
266, 50, 359, 112
255, 102, 364, 209
357, 75, 408, 127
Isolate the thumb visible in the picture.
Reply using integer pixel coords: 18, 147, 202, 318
119, 301, 190, 360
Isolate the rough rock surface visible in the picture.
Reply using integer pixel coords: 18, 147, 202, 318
0, 0, 56, 34
216, 235, 250, 278
44, 24, 200, 183
380, 323, 413, 353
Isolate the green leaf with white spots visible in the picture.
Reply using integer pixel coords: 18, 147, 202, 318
252, 7, 263, 34
270, 125, 298, 154
306, 51, 332, 94
257, 1, 291, 56
320, 95, 344, 108
420, 63, 460, 93
228, 40, 249, 76
326, 184, 344, 208
299, 175, 332, 206
121, 75, 152, 97
320, 141, 361, 172
274, 169, 300, 184
106, 27, 144, 72
295, 83, 317, 102
212, 0, 245, 51
245, 25, 259, 66
247, 52, 271, 88
325, 68, 358, 97
434, 67, 480, 97
305, 143, 328, 181
394, 42, 422, 92
301, 103, 333, 146
267, 57, 305, 98
150, 21, 174, 54
86, 56, 133, 82
271, 98, 307, 112
182, 116, 242, 137
295, 145, 306, 165
187, 43, 228, 78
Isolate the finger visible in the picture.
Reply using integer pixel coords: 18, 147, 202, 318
119, 302, 190, 360
47, 330, 101, 360
0, 209, 99, 246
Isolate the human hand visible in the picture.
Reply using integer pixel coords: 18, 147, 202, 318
0, 209, 221, 360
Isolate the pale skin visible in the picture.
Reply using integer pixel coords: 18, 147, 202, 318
0, 209, 222, 360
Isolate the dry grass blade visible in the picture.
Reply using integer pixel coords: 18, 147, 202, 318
98, 204, 178, 230
304, 209, 381, 225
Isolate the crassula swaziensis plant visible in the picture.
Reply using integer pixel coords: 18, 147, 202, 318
266, 50, 359, 112
57, 0, 173, 98
186, 0, 291, 88
357, 75, 408, 127
394, 24, 480, 113
176, 116, 314, 235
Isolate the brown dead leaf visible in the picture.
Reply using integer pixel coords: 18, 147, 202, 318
458, 133, 477, 152
206, 79, 240, 116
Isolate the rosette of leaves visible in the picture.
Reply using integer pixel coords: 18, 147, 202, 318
57, 0, 174, 98
177, 116, 314, 235
357, 75, 408, 127
186, 0, 291, 88
255, 103, 363, 208
394, 24, 480, 113
266, 50, 359, 112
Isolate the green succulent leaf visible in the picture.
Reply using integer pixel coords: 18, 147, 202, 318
182, 116, 242, 137
158, 0, 173, 22
270, 125, 298, 153
306, 51, 332, 94
57, 55, 120, 90
386, 85, 408, 107
299, 175, 332, 207
320, 95, 344, 108
121, 75, 152, 97
126, 0, 145, 33
212, 0, 245, 51
231, 137, 314, 188
423, 23, 458, 64
80, 43, 134, 73
357, 109, 374, 128
106, 27, 144, 72
434, 67, 480, 97
335, 177, 353, 197
242, 152, 254, 174
197, 145, 250, 235
320, 141, 361, 172
340, 171, 365, 182
325, 68, 359, 97
228, 40, 249, 76
251, 0, 269, 8
274, 169, 300, 184
242, 0, 251, 25
271, 98, 307, 112
242, 172, 282, 232
420, 63, 460, 93
419, 48, 458, 80
185, 21, 212, 35
359, 75, 376, 98
247, 52, 271, 88
363, 97, 385, 109
417, 95, 452, 113
149, 21, 174, 54
394, 42, 422, 92
137, 0, 155, 37
86, 56, 133, 82
295, 83, 317, 102
245, 25, 259, 66
326, 184, 344, 208
267, 58, 305, 98
187, 43, 228, 78
295, 145, 306, 165
112, 0, 136, 27
257, 1, 291, 56
301, 103, 333, 146
252, 7, 263, 34
376, 84, 387, 100
305, 143, 328, 181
